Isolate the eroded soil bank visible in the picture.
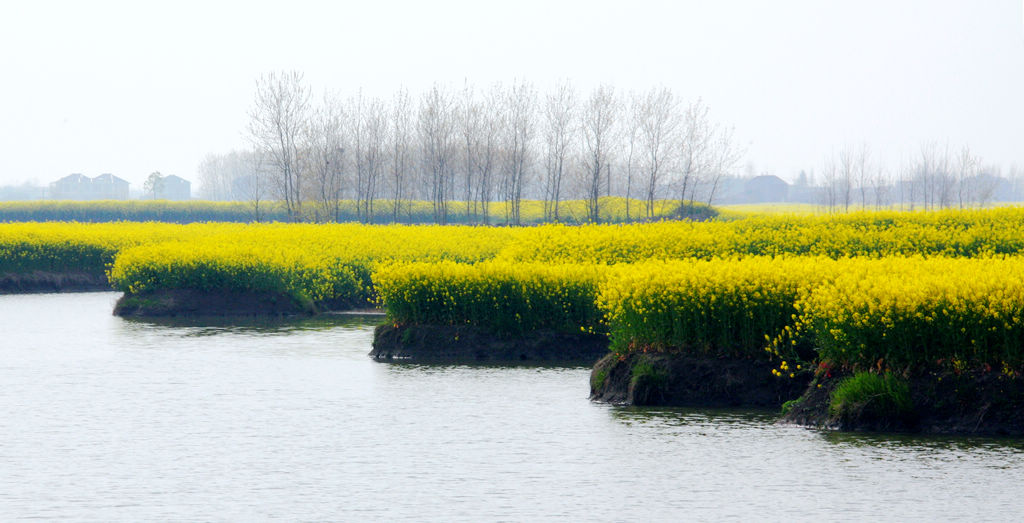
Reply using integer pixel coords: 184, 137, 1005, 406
782, 370, 1024, 436
113, 289, 317, 318
370, 323, 609, 365
0, 271, 110, 294
590, 352, 810, 408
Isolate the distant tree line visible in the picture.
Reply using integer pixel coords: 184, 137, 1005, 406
0, 198, 715, 225
198, 71, 742, 224
809, 143, 1009, 211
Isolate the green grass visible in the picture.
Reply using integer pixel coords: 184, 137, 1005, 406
591, 368, 609, 391
829, 372, 913, 421
630, 358, 667, 389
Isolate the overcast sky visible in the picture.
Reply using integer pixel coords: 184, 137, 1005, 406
1, 0, 1022, 188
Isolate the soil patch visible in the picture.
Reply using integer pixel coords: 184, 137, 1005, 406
113, 289, 317, 318
590, 352, 810, 408
370, 323, 609, 365
0, 271, 110, 294
782, 370, 1024, 436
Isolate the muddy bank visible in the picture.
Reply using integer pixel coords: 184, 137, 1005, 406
0, 271, 110, 294
590, 352, 810, 408
782, 370, 1024, 436
113, 289, 317, 318
370, 323, 609, 365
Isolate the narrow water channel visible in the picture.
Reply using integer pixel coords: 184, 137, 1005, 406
1, 292, 1022, 521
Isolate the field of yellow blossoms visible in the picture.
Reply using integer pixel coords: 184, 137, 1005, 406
4, 207, 1024, 373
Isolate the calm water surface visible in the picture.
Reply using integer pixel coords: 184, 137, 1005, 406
2, 292, 1023, 522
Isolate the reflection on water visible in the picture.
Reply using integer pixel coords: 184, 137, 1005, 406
2, 292, 1024, 521
820, 429, 1024, 468
823, 428, 1024, 449
119, 311, 386, 334
610, 405, 780, 427
615, 406, 1024, 453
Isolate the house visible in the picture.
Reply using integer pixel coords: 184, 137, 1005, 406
156, 175, 191, 201
91, 173, 130, 200
49, 173, 130, 200
49, 173, 93, 200
741, 175, 790, 203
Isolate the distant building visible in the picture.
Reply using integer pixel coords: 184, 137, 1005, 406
91, 173, 130, 200
49, 173, 130, 200
741, 175, 789, 203
49, 173, 92, 200
156, 175, 191, 201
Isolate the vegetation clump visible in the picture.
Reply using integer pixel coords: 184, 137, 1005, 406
795, 256, 1024, 373
598, 257, 835, 358
373, 261, 607, 336
828, 372, 915, 428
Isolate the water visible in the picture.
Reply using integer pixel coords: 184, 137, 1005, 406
2, 292, 1023, 522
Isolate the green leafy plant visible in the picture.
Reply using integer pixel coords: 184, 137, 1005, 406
829, 371, 913, 421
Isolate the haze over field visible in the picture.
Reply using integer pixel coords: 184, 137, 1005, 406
0, 0, 1021, 188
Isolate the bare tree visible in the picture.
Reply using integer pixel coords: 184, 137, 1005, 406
1008, 164, 1024, 200
240, 148, 270, 222
197, 153, 235, 201
248, 71, 310, 221
499, 81, 537, 226
197, 150, 267, 204
837, 146, 855, 211
475, 85, 503, 225
676, 99, 712, 206
912, 142, 954, 209
974, 164, 999, 206
896, 161, 915, 211
349, 92, 389, 223
418, 84, 457, 224
854, 143, 871, 208
871, 164, 890, 209
820, 155, 839, 211
363, 98, 388, 222
673, 99, 740, 210
237, 75, 757, 224
542, 81, 576, 222
304, 92, 347, 223
703, 125, 742, 206
955, 145, 979, 208
580, 84, 617, 223
638, 87, 681, 219
620, 92, 642, 222
457, 83, 482, 222
389, 88, 413, 222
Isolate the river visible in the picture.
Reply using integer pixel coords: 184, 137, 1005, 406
2, 292, 1023, 521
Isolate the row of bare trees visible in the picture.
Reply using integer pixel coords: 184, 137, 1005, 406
199, 71, 741, 224
814, 143, 1001, 211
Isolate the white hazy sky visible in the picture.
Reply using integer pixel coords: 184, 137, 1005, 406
0, 0, 1022, 188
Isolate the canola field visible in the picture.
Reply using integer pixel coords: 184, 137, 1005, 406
4, 207, 1024, 374
0, 196, 696, 225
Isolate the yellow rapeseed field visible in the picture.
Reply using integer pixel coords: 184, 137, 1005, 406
374, 261, 608, 335
5, 207, 1024, 370
797, 256, 1024, 372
